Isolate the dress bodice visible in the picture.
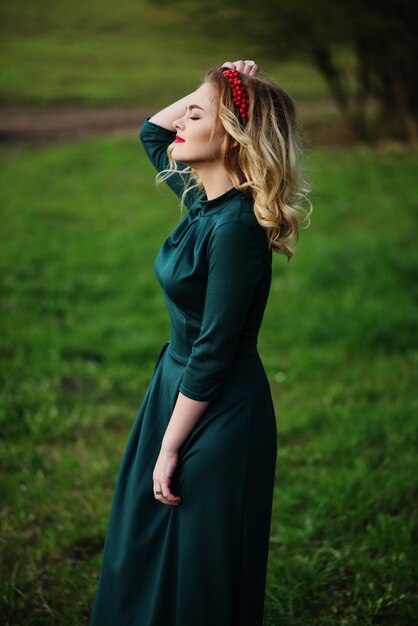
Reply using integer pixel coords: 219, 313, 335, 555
140, 119, 272, 402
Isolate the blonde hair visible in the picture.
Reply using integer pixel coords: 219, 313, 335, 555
156, 67, 313, 260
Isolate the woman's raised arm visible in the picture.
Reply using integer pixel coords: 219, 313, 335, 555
149, 91, 197, 131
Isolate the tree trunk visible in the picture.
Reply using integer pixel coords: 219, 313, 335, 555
311, 44, 370, 142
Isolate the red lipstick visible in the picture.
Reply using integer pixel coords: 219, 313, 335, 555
174, 135, 185, 143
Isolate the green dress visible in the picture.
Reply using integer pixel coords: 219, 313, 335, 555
89, 119, 277, 626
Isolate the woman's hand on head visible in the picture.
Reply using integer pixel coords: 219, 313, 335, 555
221, 59, 259, 76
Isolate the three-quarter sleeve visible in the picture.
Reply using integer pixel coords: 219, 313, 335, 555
139, 118, 201, 209
179, 220, 266, 402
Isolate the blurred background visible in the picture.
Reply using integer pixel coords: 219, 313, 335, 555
1, 1, 417, 624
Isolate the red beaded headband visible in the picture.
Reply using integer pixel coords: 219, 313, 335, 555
222, 68, 249, 127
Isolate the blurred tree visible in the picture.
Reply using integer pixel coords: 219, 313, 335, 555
150, 0, 417, 144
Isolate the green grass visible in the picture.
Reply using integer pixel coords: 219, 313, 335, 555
0, 0, 334, 108
1, 135, 417, 625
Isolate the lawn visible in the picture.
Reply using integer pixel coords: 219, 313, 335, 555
0, 0, 342, 109
1, 132, 417, 625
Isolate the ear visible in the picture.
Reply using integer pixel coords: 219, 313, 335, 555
232, 140, 239, 149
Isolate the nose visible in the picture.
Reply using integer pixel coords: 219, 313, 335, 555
173, 116, 184, 132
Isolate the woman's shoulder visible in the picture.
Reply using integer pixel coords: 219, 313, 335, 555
213, 194, 260, 229
210, 196, 267, 249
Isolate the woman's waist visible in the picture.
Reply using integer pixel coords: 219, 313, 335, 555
167, 340, 259, 365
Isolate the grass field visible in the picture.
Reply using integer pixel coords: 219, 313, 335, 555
0, 0, 349, 109
1, 131, 417, 624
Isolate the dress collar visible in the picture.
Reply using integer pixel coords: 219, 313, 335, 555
199, 186, 247, 216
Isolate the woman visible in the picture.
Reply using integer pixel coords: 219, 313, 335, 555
89, 59, 312, 626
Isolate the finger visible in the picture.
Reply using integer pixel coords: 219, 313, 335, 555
161, 498, 180, 506
220, 61, 234, 70
161, 484, 181, 503
157, 497, 180, 506
154, 484, 181, 506
154, 483, 164, 499
160, 495, 180, 506
243, 59, 258, 76
233, 60, 246, 73
245, 62, 259, 76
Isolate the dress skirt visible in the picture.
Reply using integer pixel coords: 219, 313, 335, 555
89, 341, 277, 626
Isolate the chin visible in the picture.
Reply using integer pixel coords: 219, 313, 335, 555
172, 153, 192, 166
172, 155, 189, 165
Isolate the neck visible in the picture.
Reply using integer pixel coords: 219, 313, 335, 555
193, 162, 234, 201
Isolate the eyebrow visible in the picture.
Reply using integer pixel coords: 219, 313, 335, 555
186, 104, 205, 112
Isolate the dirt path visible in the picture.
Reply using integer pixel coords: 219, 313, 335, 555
0, 108, 154, 145
0, 102, 358, 147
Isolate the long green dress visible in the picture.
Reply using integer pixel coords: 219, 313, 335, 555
88, 119, 278, 626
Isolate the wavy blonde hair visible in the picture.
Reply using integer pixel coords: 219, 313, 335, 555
156, 67, 313, 260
